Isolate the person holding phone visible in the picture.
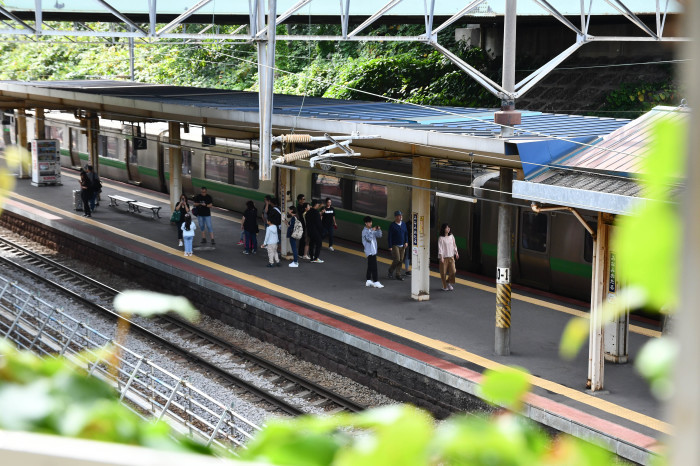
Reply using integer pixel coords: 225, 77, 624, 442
193, 186, 215, 246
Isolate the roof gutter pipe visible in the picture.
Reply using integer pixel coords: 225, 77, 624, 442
531, 202, 596, 239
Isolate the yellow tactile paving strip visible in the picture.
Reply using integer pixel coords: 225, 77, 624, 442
7, 187, 671, 435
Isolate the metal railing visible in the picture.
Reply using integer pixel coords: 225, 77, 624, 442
0, 275, 262, 454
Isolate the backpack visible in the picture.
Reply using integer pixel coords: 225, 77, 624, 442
291, 218, 303, 239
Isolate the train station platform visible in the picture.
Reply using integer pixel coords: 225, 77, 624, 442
1, 169, 666, 464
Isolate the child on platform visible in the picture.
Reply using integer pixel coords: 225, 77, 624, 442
262, 218, 281, 267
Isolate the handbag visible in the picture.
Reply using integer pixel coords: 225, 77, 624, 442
170, 210, 181, 223
191, 206, 199, 217
291, 218, 303, 239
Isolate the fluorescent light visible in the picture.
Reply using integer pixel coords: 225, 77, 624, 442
436, 191, 477, 203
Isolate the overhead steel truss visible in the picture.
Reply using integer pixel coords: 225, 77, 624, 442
0, 0, 687, 179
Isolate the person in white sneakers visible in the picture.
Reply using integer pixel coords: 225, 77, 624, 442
362, 216, 383, 288
262, 218, 281, 268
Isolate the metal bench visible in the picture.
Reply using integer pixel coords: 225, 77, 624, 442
130, 201, 162, 219
108, 194, 136, 209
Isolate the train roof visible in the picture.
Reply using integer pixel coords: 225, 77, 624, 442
512, 106, 688, 215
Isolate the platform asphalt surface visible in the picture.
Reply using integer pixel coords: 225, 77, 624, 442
4, 169, 667, 460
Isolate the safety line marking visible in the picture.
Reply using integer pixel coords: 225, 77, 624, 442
9, 192, 670, 435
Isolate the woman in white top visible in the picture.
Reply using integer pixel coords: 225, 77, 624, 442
437, 223, 459, 291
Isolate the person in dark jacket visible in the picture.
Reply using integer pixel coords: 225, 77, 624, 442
79, 168, 92, 218
306, 199, 324, 263
296, 194, 308, 259
387, 210, 409, 280
241, 200, 259, 254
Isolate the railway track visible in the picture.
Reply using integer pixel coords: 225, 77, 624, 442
0, 234, 366, 417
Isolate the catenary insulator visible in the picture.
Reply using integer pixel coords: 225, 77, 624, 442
281, 134, 312, 143
283, 150, 311, 162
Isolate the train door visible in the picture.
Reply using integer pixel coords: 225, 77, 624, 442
125, 139, 141, 184
517, 210, 552, 289
157, 135, 168, 193
68, 127, 84, 168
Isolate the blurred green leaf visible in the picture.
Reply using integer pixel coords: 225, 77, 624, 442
559, 317, 589, 360
114, 290, 199, 322
336, 405, 433, 466
479, 366, 531, 410
636, 337, 679, 401
614, 120, 684, 310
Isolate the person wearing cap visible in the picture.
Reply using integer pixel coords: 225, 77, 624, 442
387, 210, 409, 280
306, 199, 324, 263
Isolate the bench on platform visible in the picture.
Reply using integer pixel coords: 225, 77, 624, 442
108, 195, 136, 209
130, 201, 162, 219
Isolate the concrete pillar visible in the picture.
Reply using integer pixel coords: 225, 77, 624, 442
410, 156, 430, 301
495, 167, 513, 355
168, 121, 182, 210
85, 112, 99, 173
587, 212, 611, 391
603, 222, 629, 364
34, 108, 45, 139
17, 108, 29, 178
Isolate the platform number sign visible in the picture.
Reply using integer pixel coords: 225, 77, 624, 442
608, 252, 616, 293
496, 267, 510, 284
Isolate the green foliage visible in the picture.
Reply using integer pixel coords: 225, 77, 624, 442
479, 366, 531, 411
0, 340, 212, 454
636, 337, 679, 401
602, 82, 682, 118
614, 120, 684, 310
240, 404, 614, 465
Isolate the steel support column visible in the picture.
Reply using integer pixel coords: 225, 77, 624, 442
495, 167, 513, 355
587, 212, 611, 391
603, 223, 629, 364
411, 156, 430, 301
85, 112, 100, 174
34, 108, 44, 139
168, 121, 182, 210
495, 0, 520, 136
257, 0, 277, 181
16, 108, 28, 178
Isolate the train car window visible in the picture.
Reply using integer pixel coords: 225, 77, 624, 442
204, 153, 230, 183
182, 149, 192, 175
45, 126, 64, 148
98, 135, 120, 160
521, 211, 548, 252
70, 128, 87, 154
233, 159, 259, 189
312, 173, 344, 208
353, 181, 387, 217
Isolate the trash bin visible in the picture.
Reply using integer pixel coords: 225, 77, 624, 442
73, 190, 83, 211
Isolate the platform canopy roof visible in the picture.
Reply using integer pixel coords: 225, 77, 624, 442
512, 106, 688, 215
0, 79, 630, 170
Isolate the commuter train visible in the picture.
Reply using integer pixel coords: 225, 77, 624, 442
10, 110, 596, 302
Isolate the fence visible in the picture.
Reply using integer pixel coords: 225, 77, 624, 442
0, 274, 261, 454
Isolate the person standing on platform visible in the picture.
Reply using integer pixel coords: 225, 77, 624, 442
438, 223, 459, 291
181, 213, 197, 257
79, 168, 92, 218
362, 216, 384, 288
296, 194, 308, 259
193, 186, 215, 245
268, 197, 282, 247
85, 164, 101, 212
175, 194, 190, 247
262, 195, 272, 225
241, 200, 259, 255
321, 197, 337, 251
286, 206, 300, 268
306, 199, 324, 263
387, 210, 409, 280
262, 218, 281, 267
